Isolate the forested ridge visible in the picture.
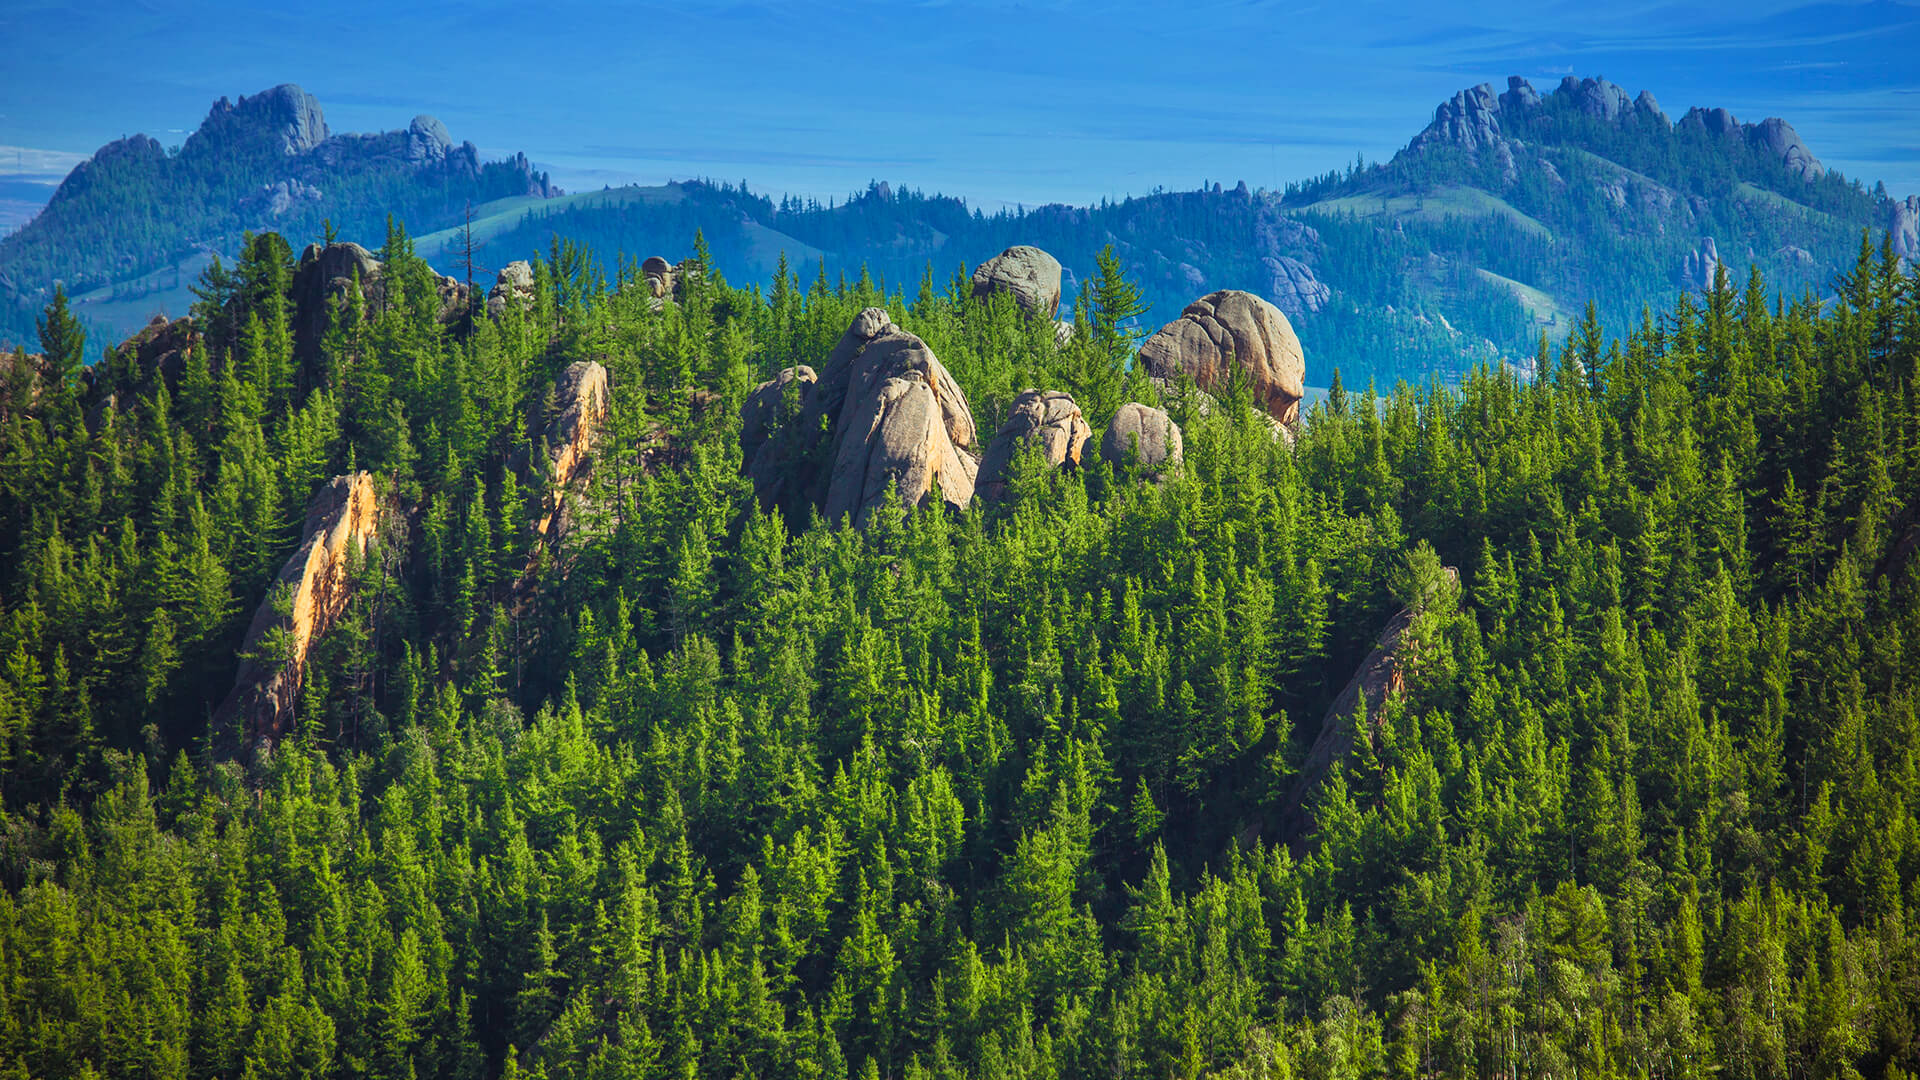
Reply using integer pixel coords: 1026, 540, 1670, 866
0, 217, 1917, 1080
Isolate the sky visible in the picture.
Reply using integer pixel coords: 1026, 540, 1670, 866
2, 0, 1918, 230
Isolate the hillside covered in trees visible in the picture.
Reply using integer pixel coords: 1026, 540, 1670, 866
0, 215, 1916, 1080
0, 84, 560, 350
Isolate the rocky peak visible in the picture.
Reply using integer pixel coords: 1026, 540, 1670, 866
1634, 90, 1670, 126
407, 115, 454, 165
1556, 75, 1633, 122
1680, 106, 1741, 138
1748, 117, 1824, 180
199, 83, 330, 157
1500, 75, 1541, 112
1409, 82, 1506, 155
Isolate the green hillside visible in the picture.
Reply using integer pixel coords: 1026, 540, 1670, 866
0, 221, 1916, 1080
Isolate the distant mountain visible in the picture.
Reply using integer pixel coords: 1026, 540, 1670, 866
10, 76, 1915, 387
417, 75, 1914, 386
0, 84, 560, 346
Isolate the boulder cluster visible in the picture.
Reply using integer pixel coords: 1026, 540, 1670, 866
738, 247, 1310, 527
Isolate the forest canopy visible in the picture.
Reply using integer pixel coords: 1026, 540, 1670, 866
0, 221, 1916, 1080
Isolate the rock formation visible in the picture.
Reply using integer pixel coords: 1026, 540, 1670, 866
1263, 255, 1331, 317
975, 389, 1093, 501
194, 83, 330, 157
970, 246, 1064, 317
1101, 403, 1183, 473
489, 261, 535, 317
1747, 117, 1824, 180
641, 256, 675, 298
745, 307, 979, 525
1137, 290, 1306, 425
292, 241, 382, 365
1279, 566, 1457, 844
1681, 237, 1730, 293
534, 361, 609, 538
406, 115, 454, 165
740, 365, 817, 463
216, 472, 381, 748
1893, 196, 1920, 263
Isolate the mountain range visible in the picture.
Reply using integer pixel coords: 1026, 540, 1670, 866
0, 84, 558, 348
6, 76, 1918, 386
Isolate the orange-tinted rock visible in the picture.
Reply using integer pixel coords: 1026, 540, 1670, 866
216, 472, 381, 748
534, 360, 609, 537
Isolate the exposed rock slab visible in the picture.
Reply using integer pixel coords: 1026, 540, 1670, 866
535, 361, 609, 538
976, 389, 1092, 501
216, 472, 381, 748
1137, 289, 1306, 424
970, 245, 1064, 317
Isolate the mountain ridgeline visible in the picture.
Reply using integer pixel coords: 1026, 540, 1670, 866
0, 83, 560, 347
401, 74, 1919, 386
7, 76, 1916, 391
0, 193, 1917, 1080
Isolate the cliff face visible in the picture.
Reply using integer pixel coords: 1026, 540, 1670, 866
216, 472, 381, 748
534, 361, 610, 539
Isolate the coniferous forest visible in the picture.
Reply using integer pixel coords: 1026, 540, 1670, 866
0, 217, 1917, 1080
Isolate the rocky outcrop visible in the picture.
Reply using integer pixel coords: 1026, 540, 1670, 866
1676, 108, 1824, 181
292, 240, 469, 357
292, 241, 382, 365
216, 473, 381, 748
1892, 196, 1920, 262
1263, 255, 1330, 317
1101, 403, 1183, 473
260, 177, 323, 217
1681, 237, 1730, 293
641, 256, 675, 298
740, 365, 817, 462
407, 115, 454, 165
975, 389, 1092, 501
1137, 290, 1307, 424
534, 361, 609, 538
745, 307, 979, 525
824, 369, 979, 525
970, 246, 1064, 317
1557, 75, 1633, 122
1279, 566, 1458, 844
114, 314, 198, 386
194, 84, 330, 157
488, 260, 535, 317
1409, 82, 1505, 155
1747, 117, 1824, 180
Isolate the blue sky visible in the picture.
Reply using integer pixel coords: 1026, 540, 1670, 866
2, 0, 1917, 226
